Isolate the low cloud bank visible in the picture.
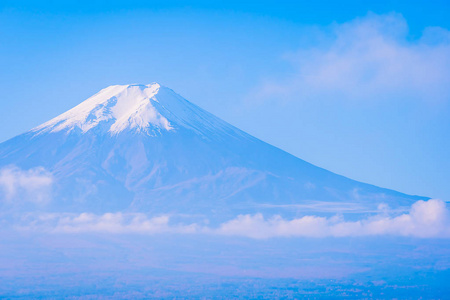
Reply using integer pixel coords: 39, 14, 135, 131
19, 199, 450, 239
55, 212, 198, 234
0, 165, 53, 203
218, 199, 449, 239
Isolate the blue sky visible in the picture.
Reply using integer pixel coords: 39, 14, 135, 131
1, 0, 449, 201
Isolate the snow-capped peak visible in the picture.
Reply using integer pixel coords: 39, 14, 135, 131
33, 83, 174, 135
32, 83, 247, 139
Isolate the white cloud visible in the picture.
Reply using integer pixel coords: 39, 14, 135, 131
218, 199, 450, 239
0, 165, 53, 203
18, 199, 450, 239
253, 13, 450, 104
23, 212, 200, 234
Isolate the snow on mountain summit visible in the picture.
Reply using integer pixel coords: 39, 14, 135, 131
33, 83, 170, 135
32, 83, 231, 137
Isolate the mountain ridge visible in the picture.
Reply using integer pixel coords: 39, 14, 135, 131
0, 83, 427, 219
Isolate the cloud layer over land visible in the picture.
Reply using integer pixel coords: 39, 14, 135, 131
18, 199, 450, 239
218, 199, 449, 238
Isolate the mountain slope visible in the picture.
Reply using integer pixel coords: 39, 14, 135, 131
0, 83, 426, 219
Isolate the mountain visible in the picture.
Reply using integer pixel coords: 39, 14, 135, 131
0, 83, 426, 220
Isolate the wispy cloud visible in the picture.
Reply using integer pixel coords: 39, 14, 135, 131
0, 165, 53, 203
17, 199, 450, 239
22, 212, 200, 234
252, 13, 450, 104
